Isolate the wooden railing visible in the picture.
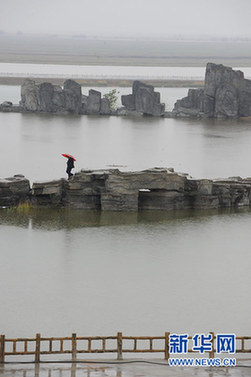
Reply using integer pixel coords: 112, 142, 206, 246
0, 332, 250, 362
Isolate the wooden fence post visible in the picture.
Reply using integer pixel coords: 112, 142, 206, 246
209, 332, 214, 359
117, 332, 123, 360
165, 332, 169, 360
0, 335, 5, 363
72, 333, 77, 361
35, 333, 41, 362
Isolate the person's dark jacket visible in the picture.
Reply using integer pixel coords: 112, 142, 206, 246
66, 157, 74, 173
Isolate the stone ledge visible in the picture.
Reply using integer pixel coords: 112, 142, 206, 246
1, 169, 251, 211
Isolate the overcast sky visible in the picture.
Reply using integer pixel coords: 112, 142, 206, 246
0, 0, 250, 38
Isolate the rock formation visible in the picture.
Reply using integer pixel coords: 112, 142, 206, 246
2, 169, 251, 212
0, 175, 30, 206
64, 80, 82, 113
0, 101, 22, 112
172, 63, 251, 119
80, 89, 111, 115
121, 81, 165, 116
20, 79, 82, 113
21, 79, 40, 111
19, 79, 111, 115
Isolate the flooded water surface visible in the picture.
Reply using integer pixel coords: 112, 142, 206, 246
1, 108, 251, 182
0, 207, 250, 339
0, 83, 250, 366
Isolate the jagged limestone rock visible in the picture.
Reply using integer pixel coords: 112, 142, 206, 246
121, 81, 165, 116
18, 79, 112, 115
20, 79, 39, 111
214, 84, 238, 118
239, 78, 251, 117
20, 79, 82, 114
38, 82, 55, 112
86, 90, 101, 114
52, 86, 65, 109
204, 63, 244, 98
100, 98, 111, 115
121, 94, 135, 111
63, 79, 82, 113
173, 63, 251, 119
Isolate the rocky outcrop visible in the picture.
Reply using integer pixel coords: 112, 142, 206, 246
102, 168, 185, 211
2, 169, 251, 211
86, 89, 101, 114
30, 168, 187, 210
64, 79, 82, 113
19, 79, 111, 115
20, 78, 82, 113
0, 101, 23, 112
0, 175, 30, 206
63, 170, 107, 209
21, 79, 40, 111
100, 98, 111, 115
32, 170, 251, 211
172, 63, 251, 119
121, 81, 165, 116
32, 179, 65, 206
2, 169, 251, 212
80, 89, 111, 115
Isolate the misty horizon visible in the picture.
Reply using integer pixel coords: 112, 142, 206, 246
1, 31, 251, 43
1, 0, 251, 39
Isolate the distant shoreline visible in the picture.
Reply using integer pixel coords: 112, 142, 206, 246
1, 34, 251, 68
1, 35, 251, 87
1, 54, 251, 68
0, 76, 204, 87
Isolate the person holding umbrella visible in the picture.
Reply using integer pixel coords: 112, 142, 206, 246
62, 154, 76, 180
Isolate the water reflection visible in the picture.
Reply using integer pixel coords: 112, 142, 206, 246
0, 363, 121, 377
0, 206, 250, 337
0, 362, 250, 377
1, 207, 251, 230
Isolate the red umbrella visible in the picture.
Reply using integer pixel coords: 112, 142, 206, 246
62, 153, 76, 161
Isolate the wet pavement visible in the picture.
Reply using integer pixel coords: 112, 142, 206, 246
0, 360, 251, 377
